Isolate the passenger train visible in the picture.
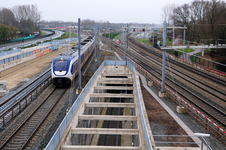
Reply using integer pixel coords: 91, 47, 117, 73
51, 36, 95, 86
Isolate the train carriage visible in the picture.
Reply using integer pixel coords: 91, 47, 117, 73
51, 36, 95, 87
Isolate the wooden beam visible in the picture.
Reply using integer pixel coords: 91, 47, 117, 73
94, 86, 133, 90
78, 115, 137, 121
85, 102, 136, 108
71, 128, 139, 135
99, 78, 133, 81
104, 70, 129, 73
90, 93, 134, 98
97, 81, 133, 84
102, 73, 132, 76
62, 145, 142, 150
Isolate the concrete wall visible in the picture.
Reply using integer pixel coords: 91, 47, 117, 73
0, 54, 36, 71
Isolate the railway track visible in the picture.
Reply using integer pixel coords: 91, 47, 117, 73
129, 43, 226, 127
0, 68, 52, 129
0, 87, 67, 150
0, 45, 98, 149
98, 97, 124, 146
129, 40, 226, 101
101, 35, 226, 144
129, 38, 226, 86
127, 40, 226, 111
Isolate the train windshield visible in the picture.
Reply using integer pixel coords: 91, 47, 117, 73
54, 60, 68, 71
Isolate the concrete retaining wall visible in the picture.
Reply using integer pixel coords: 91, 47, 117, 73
0, 53, 37, 72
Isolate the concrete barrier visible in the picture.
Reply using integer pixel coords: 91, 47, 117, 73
0, 54, 36, 71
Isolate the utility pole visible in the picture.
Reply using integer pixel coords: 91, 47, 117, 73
94, 26, 97, 62
173, 25, 174, 46
110, 25, 112, 50
183, 25, 186, 60
143, 28, 145, 44
152, 28, 154, 48
69, 24, 71, 42
159, 21, 167, 97
124, 26, 126, 57
99, 25, 100, 50
127, 24, 128, 48
78, 18, 82, 92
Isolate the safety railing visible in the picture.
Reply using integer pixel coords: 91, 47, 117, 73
151, 135, 212, 150
128, 58, 152, 150
45, 57, 153, 150
135, 62, 226, 145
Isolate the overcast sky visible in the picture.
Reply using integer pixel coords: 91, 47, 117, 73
1, 0, 194, 24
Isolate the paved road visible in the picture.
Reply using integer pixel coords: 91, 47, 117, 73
173, 38, 203, 62
0, 30, 63, 52
172, 37, 180, 45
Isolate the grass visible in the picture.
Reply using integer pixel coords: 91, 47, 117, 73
166, 48, 195, 56
166, 39, 173, 45
70, 42, 78, 45
114, 34, 119, 40
178, 48, 194, 53
137, 38, 152, 46
55, 32, 77, 40
40, 31, 47, 36
102, 32, 120, 39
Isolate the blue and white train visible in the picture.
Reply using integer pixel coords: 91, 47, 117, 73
51, 36, 95, 86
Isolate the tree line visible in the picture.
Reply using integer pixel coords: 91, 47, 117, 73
162, 0, 226, 44
162, 0, 226, 64
0, 4, 41, 41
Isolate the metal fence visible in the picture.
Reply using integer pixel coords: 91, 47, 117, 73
45, 57, 153, 150
128, 58, 153, 150
151, 135, 212, 150
136, 63, 226, 146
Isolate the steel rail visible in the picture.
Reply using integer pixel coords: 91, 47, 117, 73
128, 40, 226, 103
101, 36, 226, 128
129, 38, 226, 86
0, 88, 67, 149
0, 69, 51, 129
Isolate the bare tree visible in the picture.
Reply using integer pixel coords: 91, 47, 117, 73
0, 8, 16, 26
190, 0, 206, 42
12, 4, 41, 35
162, 4, 171, 25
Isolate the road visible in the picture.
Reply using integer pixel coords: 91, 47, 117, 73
0, 30, 64, 52
173, 38, 203, 62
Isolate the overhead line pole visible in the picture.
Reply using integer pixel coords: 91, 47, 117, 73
111, 25, 112, 50
127, 24, 128, 48
160, 21, 167, 95
124, 26, 126, 57
152, 28, 154, 48
143, 28, 145, 44
173, 25, 174, 46
78, 18, 82, 91
94, 26, 97, 62
183, 25, 186, 60
99, 25, 100, 50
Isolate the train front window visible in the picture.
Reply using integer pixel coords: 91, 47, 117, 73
54, 60, 68, 71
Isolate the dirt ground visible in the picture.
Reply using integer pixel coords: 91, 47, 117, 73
141, 86, 197, 147
0, 47, 68, 90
